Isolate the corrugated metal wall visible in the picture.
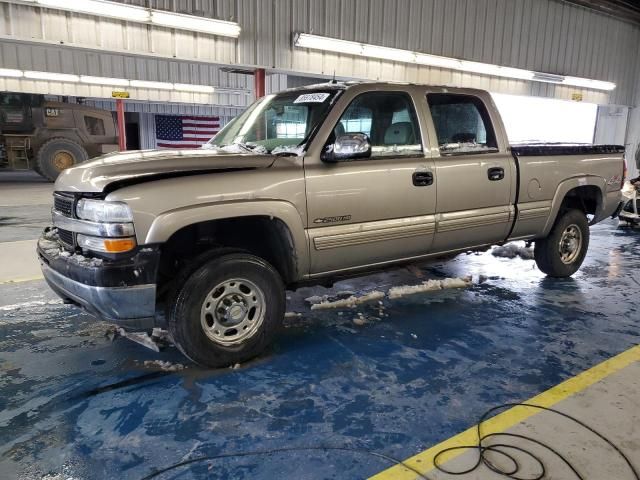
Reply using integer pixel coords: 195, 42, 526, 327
0, 0, 638, 105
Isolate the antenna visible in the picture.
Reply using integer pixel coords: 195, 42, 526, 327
331, 71, 336, 84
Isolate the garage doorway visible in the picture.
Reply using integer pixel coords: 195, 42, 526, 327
125, 112, 141, 151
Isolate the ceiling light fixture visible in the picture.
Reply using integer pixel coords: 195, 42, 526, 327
20, 0, 240, 38
129, 80, 174, 90
0, 68, 23, 78
294, 33, 616, 91
24, 71, 80, 82
80, 75, 130, 86
1, 68, 220, 94
173, 83, 216, 93
150, 11, 241, 37
36, 0, 150, 22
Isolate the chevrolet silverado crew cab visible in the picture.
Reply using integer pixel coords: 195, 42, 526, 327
38, 82, 625, 367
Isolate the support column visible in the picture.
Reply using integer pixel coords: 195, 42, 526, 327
254, 68, 266, 100
116, 98, 127, 151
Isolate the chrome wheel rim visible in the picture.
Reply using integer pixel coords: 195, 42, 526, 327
200, 278, 266, 346
558, 224, 582, 264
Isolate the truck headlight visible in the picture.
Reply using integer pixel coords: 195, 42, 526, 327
76, 199, 133, 223
77, 234, 137, 253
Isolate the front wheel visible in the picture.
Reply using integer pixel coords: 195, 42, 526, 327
168, 253, 285, 368
534, 209, 589, 278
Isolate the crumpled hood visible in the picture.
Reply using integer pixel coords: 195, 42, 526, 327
54, 148, 276, 193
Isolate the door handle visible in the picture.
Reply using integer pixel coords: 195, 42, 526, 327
412, 171, 433, 187
488, 167, 505, 181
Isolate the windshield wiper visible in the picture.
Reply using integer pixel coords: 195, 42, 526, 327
211, 143, 269, 154
274, 151, 298, 157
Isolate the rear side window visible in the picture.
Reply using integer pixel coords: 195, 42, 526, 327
333, 92, 422, 158
427, 93, 498, 155
84, 115, 105, 136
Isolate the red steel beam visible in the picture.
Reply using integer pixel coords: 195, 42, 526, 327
254, 68, 266, 99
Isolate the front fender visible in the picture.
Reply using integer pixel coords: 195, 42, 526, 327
145, 200, 309, 278
542, 176, 605, 236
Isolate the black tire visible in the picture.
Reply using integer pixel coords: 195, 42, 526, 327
534, 209, 589, 277
168, 253, 285, 368
35, 138, 88, 182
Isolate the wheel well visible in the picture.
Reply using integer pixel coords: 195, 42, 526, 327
157, 216, 297, 294
560, 186, 602, 216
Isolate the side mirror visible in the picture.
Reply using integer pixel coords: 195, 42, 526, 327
322, 133, 372, 162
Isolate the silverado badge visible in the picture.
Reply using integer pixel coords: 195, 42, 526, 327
313, 215, 352, 224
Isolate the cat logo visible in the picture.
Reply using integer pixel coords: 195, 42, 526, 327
313, 215, 351, 224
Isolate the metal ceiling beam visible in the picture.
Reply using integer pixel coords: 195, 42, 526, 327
563, 0, 640, 25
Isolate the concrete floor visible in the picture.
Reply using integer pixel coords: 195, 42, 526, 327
0, 171, 639, 479
0, 171, 52, 282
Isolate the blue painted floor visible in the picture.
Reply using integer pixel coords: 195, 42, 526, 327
0, 220, 639, 480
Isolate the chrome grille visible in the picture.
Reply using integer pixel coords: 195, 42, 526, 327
57, 228, 74, 247
53, 193, 74, 218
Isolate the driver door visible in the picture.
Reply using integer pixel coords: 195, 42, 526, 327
304, 90, 437, 275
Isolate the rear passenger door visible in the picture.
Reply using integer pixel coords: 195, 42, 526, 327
426, 93, 516, 251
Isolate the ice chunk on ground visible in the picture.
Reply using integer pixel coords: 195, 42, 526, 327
0, 299, 63, 311
117, 328, 160, 352
310, 291, 385, 310
304, 295, 326, 305
285, 312, 302, 318
440, 277, 471, 289
492, 243, 534, 260
352, 316, 367, 326
388, 276, 472, 299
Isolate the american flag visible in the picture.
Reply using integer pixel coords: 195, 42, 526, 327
155, 115, 220, 149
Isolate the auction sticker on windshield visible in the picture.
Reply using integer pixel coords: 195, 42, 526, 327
293, 93, 330, 103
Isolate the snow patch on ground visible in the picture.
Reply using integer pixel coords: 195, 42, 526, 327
142, 360, 185, 372
492, 243, 534, 260
0, 299, 63, 311
310, 291, 385, 310
40, 474, 79, 480
388, 276, 472, 299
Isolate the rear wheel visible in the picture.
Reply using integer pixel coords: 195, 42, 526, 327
534, 209, 589, 277
168, 253, 285, 368
35, 138, 88, 181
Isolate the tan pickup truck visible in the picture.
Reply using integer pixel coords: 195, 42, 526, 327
38, 82, 625, 367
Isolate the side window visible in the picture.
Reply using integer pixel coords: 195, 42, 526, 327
426, 94, 498, 155
333, 92, 422, 158
84, 115, 106, 136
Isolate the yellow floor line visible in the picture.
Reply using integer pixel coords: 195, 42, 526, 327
0, 275, 44, 285
369, 344, 640, 480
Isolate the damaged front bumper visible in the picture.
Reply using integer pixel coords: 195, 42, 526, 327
37, 231, 160, 329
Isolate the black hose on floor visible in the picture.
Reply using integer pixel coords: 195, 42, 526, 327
432, 402, 639, 480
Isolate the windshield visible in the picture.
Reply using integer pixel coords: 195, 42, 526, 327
207, 90, 339, 154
